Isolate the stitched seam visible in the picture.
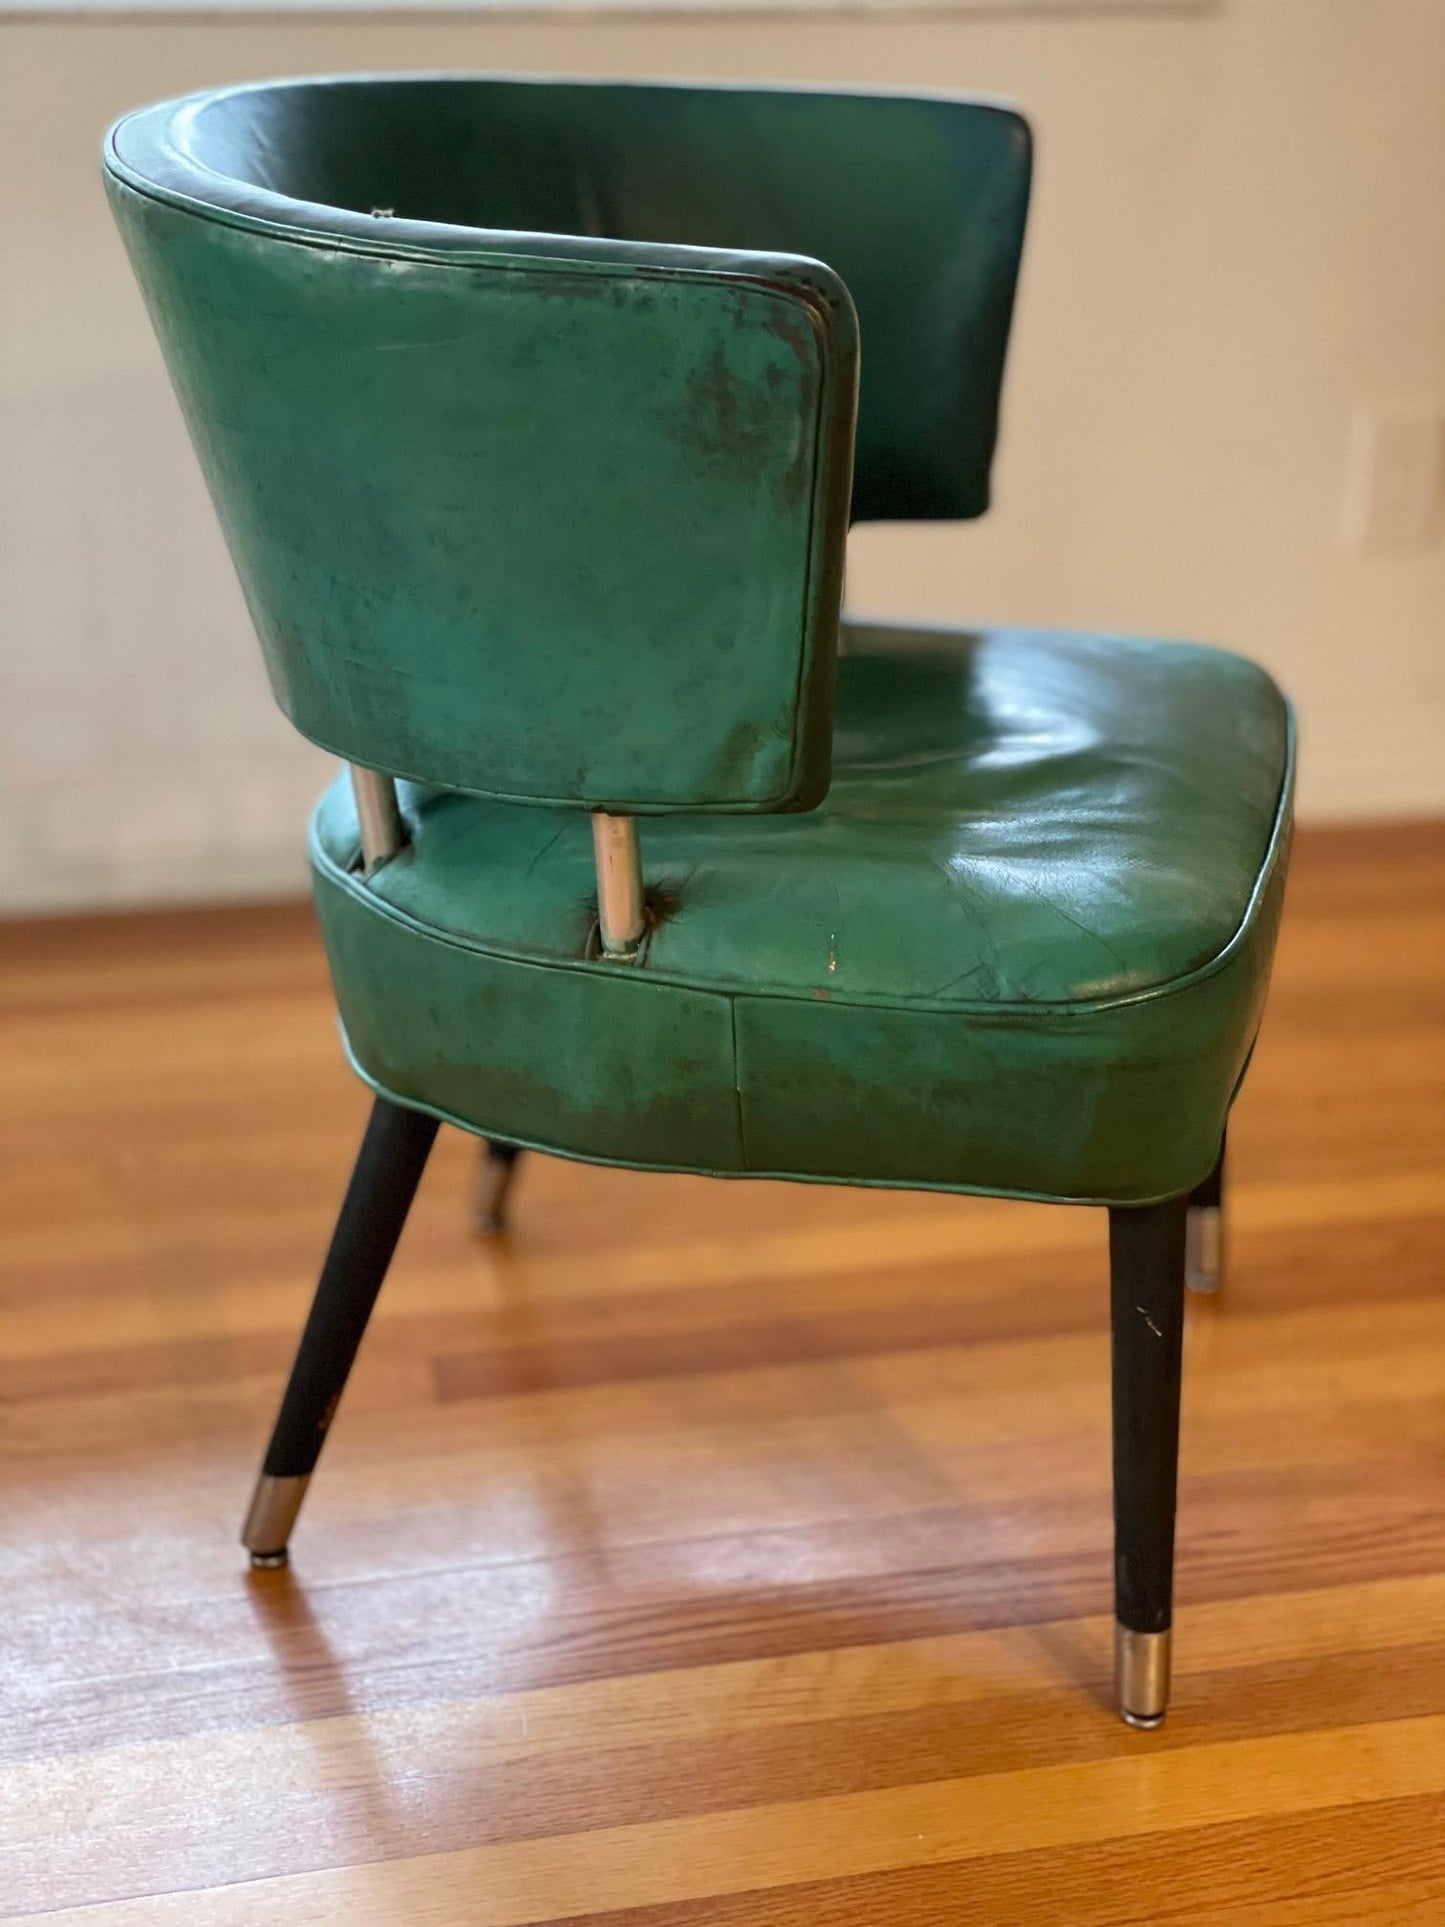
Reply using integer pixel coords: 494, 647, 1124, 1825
729, 996, 748, 1172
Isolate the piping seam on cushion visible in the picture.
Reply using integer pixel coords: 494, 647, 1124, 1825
311, 733, 1294, 1021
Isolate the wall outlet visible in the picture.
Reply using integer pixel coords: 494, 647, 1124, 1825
1341, 406, 1445, 550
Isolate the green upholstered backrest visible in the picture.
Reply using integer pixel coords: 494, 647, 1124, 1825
105, 78, 1030, 812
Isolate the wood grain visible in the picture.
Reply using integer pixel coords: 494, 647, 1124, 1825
0, 819, 1442, 1922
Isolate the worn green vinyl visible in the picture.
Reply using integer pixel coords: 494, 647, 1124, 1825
106, 77, 1029, 523
104, 77, 1029, 811
103, 180, 853, 814
105, 76, 1294, 1206
311, 624, 1293, 1204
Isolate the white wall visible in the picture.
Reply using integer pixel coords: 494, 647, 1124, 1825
3, 0, 1443, 912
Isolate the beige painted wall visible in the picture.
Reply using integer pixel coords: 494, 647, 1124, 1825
3, 1, 1442, 910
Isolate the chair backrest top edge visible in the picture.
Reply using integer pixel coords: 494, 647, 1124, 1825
106, 73, 1027, 304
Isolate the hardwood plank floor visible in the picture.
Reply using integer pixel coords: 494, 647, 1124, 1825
1, 820, 1442, 1922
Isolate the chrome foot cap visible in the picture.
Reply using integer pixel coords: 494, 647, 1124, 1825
1116, 1623, 1171, 1728
1120, 1706, 1166, 1731
1185, 1205, 1222, 1294
241, 1473, 310, 1564
248, 1549, 289, 1571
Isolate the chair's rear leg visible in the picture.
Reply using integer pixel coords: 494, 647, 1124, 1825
1109, 1194, 1189, 1727
475, 1141, 523, 1237
1185, 1132, 1226, 1295
241, 1097, 439, 1567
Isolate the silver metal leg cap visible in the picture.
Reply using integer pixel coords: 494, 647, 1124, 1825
241, 1472, 310, 1564
1116, 1623, 1171, 1728
1185, 1205, 1222, 1294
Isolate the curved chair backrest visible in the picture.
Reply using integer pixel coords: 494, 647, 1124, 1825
105, 78, 1030, 813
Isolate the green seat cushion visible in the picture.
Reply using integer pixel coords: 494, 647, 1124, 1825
312, 621, 1293, 1205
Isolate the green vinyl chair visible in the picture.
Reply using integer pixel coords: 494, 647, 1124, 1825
105, 76, 1293, 1729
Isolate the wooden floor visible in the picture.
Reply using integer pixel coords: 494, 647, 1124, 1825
1, 821, 1443, 1923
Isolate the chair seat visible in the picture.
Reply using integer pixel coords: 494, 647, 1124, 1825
312, 621, 1293, 1204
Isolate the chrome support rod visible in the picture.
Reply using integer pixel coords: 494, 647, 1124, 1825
592, 811, 646, 959
349, 765, 406, 875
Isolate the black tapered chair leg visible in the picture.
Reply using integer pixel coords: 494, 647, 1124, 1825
1110, 1192, 1189, 1727
1185, 1130, 1226, 1295
474, 1140, 523, 1237
241, 1096, 439, 1567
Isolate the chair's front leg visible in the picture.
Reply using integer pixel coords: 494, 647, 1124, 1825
1109, 1194, 1189, 1727
241, 1096, 438, 1567
1185, 1133, 1226, 1295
